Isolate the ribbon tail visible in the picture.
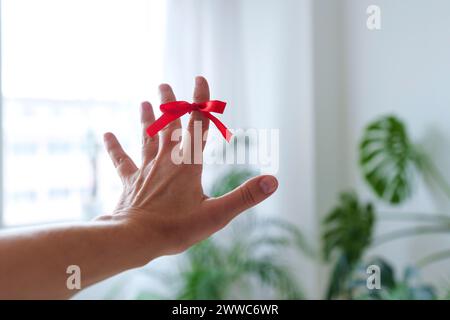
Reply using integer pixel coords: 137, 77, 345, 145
146, 113, 181, 137
202, 112, 233, 142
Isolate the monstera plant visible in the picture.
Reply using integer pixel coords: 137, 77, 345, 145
323, 114, 450, 299
359, 116, 419, 203
360, 115, 450, 267
360, 115, 450, 204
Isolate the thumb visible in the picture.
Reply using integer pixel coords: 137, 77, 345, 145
205, 175, 278, 228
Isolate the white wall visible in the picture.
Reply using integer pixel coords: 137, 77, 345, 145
335, 0, 450, 287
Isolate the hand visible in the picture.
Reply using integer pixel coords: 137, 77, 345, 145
102, 77, 278, 263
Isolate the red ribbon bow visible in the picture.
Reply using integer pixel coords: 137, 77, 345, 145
146, 100, 232, 142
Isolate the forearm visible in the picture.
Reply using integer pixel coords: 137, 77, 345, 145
0, 215, 150, 299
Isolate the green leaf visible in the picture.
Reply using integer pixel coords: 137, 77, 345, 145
359, 115, 422, 204
322, 192, 375, 264
322, 192, 375, 299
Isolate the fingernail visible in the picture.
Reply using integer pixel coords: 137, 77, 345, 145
141, 102, 150, 112
259, 176, 278, 194
103, 133, 111, 142
159, 83, 170, 92
195, 76, 204, 85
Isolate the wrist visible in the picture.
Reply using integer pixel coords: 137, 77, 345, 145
95, 213, 158, 269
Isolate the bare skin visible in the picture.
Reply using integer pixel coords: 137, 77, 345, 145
0, 77, 278, 299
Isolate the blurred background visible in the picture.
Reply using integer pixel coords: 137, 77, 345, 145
1, 0, 450, 299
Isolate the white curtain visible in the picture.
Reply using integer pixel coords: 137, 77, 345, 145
164, 0, 322, 297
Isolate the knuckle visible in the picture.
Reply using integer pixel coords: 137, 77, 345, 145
161, 123, 177, 136
142, 134, 158, 145
239, 185, 256, 207
142, 137, 158, 155
114, 158, 124, 168
193, 92, 203, 101
114, 154, 130, 168
186, 119, 196, 132
194, 91, 208, 102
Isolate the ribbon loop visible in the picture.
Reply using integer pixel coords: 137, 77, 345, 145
146, 100, 232, 142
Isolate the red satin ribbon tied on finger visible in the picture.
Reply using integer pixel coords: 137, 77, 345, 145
146, 100, 232, 142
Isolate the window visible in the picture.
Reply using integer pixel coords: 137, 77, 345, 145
1, 0, 166, 226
